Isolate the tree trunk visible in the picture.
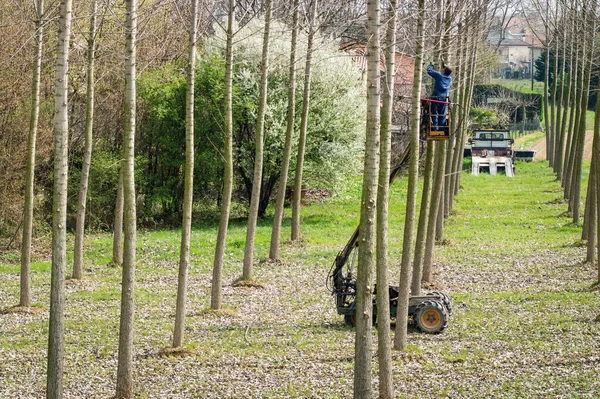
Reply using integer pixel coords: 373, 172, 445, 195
173, 0, 198, 348
448, 21, 468, 210
116, 0, 137, 396
570, 7, 594, 224
291, 0, 317, 242
543, 42, 550, 159
72, 0, 98, 280
20, 0, 44, 308
411, 142, 434, 295
585, 144, 597, 262
557, 11, 573, 181
47, 0, 72, 397
562, 28, 579, 193
554, 7, 566, 176
113, 167, 124, 266
393, 0, 424, 353
422, 141, 446, 283
549, 9, 559, 168
565, 28, 583, 204
211, 0, 235, 309
242, 0, 272, 280
354, 0, 380, 396
269, 0, 299, 261
375, 0, 397, 396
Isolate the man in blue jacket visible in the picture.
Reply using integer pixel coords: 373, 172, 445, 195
427, 61, 452, 129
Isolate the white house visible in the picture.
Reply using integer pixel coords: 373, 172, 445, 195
487, 24, 544, 79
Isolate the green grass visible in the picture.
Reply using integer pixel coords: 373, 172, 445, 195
489, 78, 545, 94
1, 160, 599, 397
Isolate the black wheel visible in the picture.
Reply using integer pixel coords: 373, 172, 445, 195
344, 314, 356, 327
415, 300, 449, 334
427, 291, 453, 315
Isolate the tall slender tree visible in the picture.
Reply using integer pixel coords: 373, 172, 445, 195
394, 0, 425, 352
291, 0, 318, 242
354, 0, 380, 396
569, 0, 595, 224
410, 142, 434, 295
116, 0, 138, 396
47, 0, 73, 396
173, 0, 199, 348
20, 0, 44, 308
375, 0, 397, 396
72, 0, 99, 280
242, 0, 273, 280
211, 0, 236, 308
269, 0, 300, 261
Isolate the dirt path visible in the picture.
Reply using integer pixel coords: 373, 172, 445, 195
530, 130, 594, 160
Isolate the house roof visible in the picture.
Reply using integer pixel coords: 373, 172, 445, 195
496, 37, 532, 47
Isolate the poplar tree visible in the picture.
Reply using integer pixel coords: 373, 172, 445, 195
291, 0, 318, 242
47, 0, 73, 396
73, 0, 99, 280
173, 0, 199, 348
269, 0, 300, 261
354, 0, 380, 396
211, 0, 236, 308
394, 0, 425, 351
20, 0, 44, 308
242, 0, 273, 280
116, 0, 138, 396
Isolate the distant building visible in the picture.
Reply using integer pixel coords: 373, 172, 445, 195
486, 20, 544, 79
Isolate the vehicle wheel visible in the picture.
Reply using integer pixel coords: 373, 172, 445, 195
415, 300, 449, 334
428, 291, 453, 315
344, 314, 356, 327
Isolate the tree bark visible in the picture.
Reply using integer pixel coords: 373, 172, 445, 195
242, 0, 272, 280
113, 167, 124, 266
211, 0, 236, 309
422, 141, 446, 283
394, 0, 424, 352
354, 0, 380, 396
72, 0, 98, 280
116, 0, 138, 396
554, 4, 566, 176
47, 0, 72, 397
375, 0, 396, 395
269, 0, 299, 261
291, 0, 317, 242
20, 0, 44, 308
562, 26, 579, 194
543, 41, 550, 160
570, 5, 594, 224
173, 0, 198, 348
557, 9, 573, 181
548, 5, 559, 168
411, 142, 434, 295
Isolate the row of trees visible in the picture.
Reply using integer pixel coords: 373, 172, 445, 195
7, 0, 364, 397
529, 0, 600, 271
353, 0, 498, 396
6, 0, 551, 398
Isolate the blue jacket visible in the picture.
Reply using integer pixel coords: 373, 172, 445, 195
427, 64, 452, 98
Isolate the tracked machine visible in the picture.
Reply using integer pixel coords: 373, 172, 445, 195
326, 149, 452, 334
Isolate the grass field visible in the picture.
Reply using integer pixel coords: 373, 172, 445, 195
1, 160, 599, 398
489, 78, 545, 95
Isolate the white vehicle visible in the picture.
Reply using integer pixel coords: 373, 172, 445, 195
467, 130, 515, 177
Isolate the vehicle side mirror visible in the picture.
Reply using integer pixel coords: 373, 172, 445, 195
468, 138, 472, 145
510, 139, 514, 145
